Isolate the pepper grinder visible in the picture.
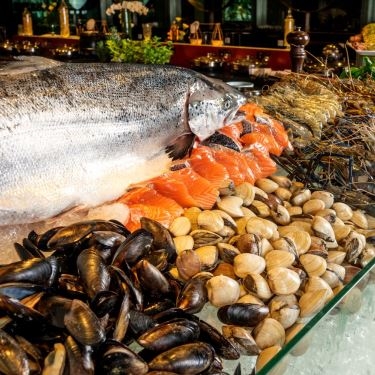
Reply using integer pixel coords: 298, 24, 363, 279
286, 27, 310, 73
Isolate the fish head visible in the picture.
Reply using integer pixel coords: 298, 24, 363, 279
188, 77, 246, 141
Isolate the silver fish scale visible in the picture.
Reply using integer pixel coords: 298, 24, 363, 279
0, 58, 245, 225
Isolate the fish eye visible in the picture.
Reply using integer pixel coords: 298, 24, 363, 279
223, 98, 232, 109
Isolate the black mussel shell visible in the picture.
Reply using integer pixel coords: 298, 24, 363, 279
217, 303, 269, 327
98, 340, 148, 375
137, 318, 200, 352
76, 247, 111, 300
0, 257, 53, 285
36, 295, 73, 328
0, 282, 45, 299
63, 299, 106, 346
140, 218, 176, 262
90, 290, 120, 318
112, 228, 153, 267
148, 342, 215, 375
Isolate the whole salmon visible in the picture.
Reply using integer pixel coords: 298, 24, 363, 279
0, 57, 245, 225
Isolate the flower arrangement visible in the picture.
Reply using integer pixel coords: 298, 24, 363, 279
106, 1, 149, 17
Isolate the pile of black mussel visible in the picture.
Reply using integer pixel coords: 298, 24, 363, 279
0, 218, 244, 375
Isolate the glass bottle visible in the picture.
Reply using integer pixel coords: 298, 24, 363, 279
59, 0, 70, 37
283, 8, 295, 48
22, 8, 33, 36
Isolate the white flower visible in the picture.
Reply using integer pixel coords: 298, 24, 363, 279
106, 1, 149, 16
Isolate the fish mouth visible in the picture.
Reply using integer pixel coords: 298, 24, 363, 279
224, 108, 245, 125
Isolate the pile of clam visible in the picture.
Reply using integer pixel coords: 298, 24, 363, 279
0, 175, 374, 375
167, 176, 375, 372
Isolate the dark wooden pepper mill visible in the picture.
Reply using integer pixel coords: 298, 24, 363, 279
286, 27, 310, 73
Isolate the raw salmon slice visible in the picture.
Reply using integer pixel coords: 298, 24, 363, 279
149, 167, 219, 210
211, 147, 256, 185
118, 186, 184, 218
188, 146, 230, 189
126, 203, 173, 232
246, 143, 277, 178
240, 132, 284, 156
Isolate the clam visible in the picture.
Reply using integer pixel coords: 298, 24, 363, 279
275, 187, 292, 202
253, 186, 269, 199
212, 209, 237, 229
267, 267, 301, 295
255, 178, 279, 193
190, 230, 223, 248
243, 273, 273, 300
217, 242, 241, 264
299, 289, 328, 318
291, 189, 311, 206
183, 207, 201, 231
290, 181, 305, 194
284, 230, 311, 255
332, 202, 353, 221
321, 263, 345, 288
269, 295, 300, 329
212, 262, 236, 279
360, 246, 375, 267
237, 293, 265, 305
265, 250, 295, 270
250, 200, 271, 218
197, 210, 224, 233
299, 253, 327, 277
256, 345, 287, 375
270, 205, 291, 225
175, 250, 201, 280
234, 182, 255, 206
173, 235, 194, 254
303, 276, 334, 302
310, 190, 334, 208
222, 325, 260, 356
342, 231, 366, 263
326, 250, 346, 264
260, 238, 274, 257
287, 205, 303, 217
308, 236, 328, 257
169, 216, 192, 237
271, 236, 297, 255
315, 208, 337, 224
252, 317, 285, 350
270, 175, 292, 188
333, 224, 352, 242
312, 216, 335, 242
302, 199, 326, 215
206, 275, 240, 307
194, 245, 219, 271
233, 253, 266, 277
217, 196, 244, 218
234, 233, 262, 255
246, 217, 278, 240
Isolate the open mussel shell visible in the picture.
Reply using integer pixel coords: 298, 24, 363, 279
147, 342, 215, 375
0, 328, 30, 375
137, 318, 200, 352
217, 303, 269, 327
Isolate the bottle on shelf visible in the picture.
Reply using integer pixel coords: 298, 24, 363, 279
22, 8, 33, 36
59, 0, 70, 37
283, 8, 295, 48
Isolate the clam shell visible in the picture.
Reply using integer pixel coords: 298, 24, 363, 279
332, 202, 353, 221
235, 233, 262, 255
233, 253, 266, 277
217, 196, 244, 218
314, 208, 337, 223
275, 187, 292, 202
197, 210, 225, 233
255, 178, 279, 193
269, 297, 300, 329
285, 323, 310, 356
250, 200, 271, 218
302, 199, 326, 215
299, 289, 328, 318
176, 249, 201, 280
237, 293, 265, 305
304, 276, 333, 302
270, 175, 292, 188
206, 275, 240, 307
190, 230, 223, 248
312, 216, 335, 242
217, 242, 241, 264
267, 267, 301, 295
291, 189, 311, 206
256, 345, 286, 374
326, 250, 346, 265
234, 182, 255, 206
243, 273, 273, 300
271, 205, 291, 225
284, 230, 311, 255
299, 254, 327, 277
310, 190, 334, 208
253, 317, 286, 350
246, 217, 278, 240
169, 216, 192, 237
194, 245, 219, 271
321, 263, 345, 288
349, 210, 368, 229
173, 235, 194, 254
265, 250, 295, 270
183, 207, 201, 231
